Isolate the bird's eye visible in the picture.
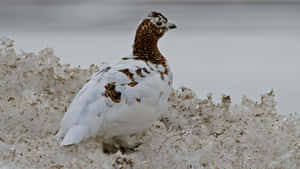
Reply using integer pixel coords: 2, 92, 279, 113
156, 21, 162, 26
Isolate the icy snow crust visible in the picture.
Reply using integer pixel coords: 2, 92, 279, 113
0, 38, 299, 169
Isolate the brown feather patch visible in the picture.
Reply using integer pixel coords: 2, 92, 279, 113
121, 57, 129, 60
132, 18, 171, 82
142, 68, 150, 74
160, 72, 165, 80
133, 19, 167, 66
119, 69, 135, 81
128, 81, 138, 87
136, 68, 145, 77
119, 69, 139, 87
136, 98, 141, 102
103, 82, 121, 103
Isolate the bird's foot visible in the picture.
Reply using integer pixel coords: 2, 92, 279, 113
102, 140, 142, 154
119, 142, 142, 154
102, 142, 119, 154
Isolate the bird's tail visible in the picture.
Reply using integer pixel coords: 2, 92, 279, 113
60, 125, 89, 146
55, 128, 65, 141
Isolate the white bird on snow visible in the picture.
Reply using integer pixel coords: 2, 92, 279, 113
56, 11, 176, 153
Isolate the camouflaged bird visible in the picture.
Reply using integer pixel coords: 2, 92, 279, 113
56, 11, 176, 153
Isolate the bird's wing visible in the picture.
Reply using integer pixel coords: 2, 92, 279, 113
56, 66, 112, 145
57, 59, 171, 145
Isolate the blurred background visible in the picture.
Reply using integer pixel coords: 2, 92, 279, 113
1, 0, 300, 114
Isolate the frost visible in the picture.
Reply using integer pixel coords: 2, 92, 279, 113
0, 38, 299, 169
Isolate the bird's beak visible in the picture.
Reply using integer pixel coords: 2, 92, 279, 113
167, 22, 177, 30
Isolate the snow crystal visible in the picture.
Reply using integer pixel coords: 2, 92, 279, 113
0, 38, 299, 169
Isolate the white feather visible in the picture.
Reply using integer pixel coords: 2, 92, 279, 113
56, 58, 173, 145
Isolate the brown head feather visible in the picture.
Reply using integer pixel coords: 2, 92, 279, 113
132, 12, 170, 66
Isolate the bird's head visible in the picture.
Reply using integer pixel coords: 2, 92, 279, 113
132, 11, 176, 62
136, 11, 177, 40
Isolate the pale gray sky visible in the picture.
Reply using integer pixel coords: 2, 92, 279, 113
1, 0, 300, 32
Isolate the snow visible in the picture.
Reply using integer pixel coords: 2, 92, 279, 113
0, 38, 299, 169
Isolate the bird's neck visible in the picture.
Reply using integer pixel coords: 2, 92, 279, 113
133, 36, 160, 57
132, 22, 166, 65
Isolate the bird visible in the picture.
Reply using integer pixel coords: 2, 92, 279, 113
56, 11, 176, 153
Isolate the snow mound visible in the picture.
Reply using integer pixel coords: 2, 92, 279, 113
0, 38, 299, 169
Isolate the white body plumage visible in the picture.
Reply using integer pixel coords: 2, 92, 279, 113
56, 57, 173, 146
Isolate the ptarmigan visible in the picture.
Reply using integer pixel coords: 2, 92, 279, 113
56, 11, 176, 153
